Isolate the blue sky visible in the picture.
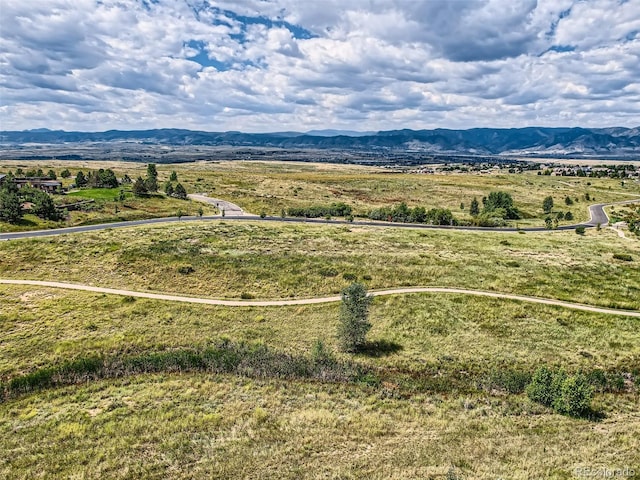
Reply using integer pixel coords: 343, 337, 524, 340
0, 0, 639, 132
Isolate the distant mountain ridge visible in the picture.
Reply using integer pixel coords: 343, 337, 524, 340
1, 127, 639, 157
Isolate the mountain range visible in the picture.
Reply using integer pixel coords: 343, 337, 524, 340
2, 127, 639, 157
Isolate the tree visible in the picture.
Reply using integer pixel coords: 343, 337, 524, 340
0, 181, 23, 223
564, 196, 574, 206
47, 170, 57, 180
145, 164, 158, 192
164, 181, 174, 196
133, 176, 148, 197
543, 196, 554, 214
470, 197, 480, 216
174, 183, 187, 200
31, 190, 61, 220
75, 171, 87, 187
169, 171, 178, 182
337, 283, 372, 352
118, 189, 126, 202
482, 191, 520, 219
60, 169, 71, 179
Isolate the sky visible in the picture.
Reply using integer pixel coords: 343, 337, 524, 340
1, 0, 639, 132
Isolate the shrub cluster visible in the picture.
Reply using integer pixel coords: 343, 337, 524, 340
368, 202, 457, 225
526, 366, 593, 417
1, 340, 368, 401
287, 202, 352, 218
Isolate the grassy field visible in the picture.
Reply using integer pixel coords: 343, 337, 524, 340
1, 220, 638, 309
1, 374, 638, 479
2, 160, 639, 230
1, 159, 639, 478
3, 284, 640, 379
1, 283, 639, 478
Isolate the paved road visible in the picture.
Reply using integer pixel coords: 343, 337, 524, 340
2, 198, 639, 241
1, 279, 638, 317
187, 193, 253, 216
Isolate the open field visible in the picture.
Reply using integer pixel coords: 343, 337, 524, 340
2, 160, 639, 230
1, 373, 639, 480
2, 283, 639, 379
1, 283, 640, 478
1, 220, 638, 309
1, 160, 639, 478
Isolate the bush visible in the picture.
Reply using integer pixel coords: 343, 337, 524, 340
177, 265, 195, 275
342, 272, 357, 281
526, 367, 593, 417
613, 253, 633, 262
526, 366, 557, 407
553, 374, 593, 417
240, 292, 255, 299
575, 226, 586, 235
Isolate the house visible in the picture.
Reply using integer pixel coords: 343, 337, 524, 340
14, 177, 63, 193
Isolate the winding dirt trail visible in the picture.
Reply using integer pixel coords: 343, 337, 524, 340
1, 279, 638, 317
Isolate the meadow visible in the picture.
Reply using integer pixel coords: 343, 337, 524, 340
2, 160, 639, 231
1, 159, 639, 478
1, 220, 638, 309
2, 281, 640, 478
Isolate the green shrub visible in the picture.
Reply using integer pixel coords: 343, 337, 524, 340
613, 253, 633, 262
553, 374, 593, 417
240, 292, 255, 299
526, 366, 557, 407
177, 265, 195, 274
575, 226, 586, 235
527, 367, 593, 417
342, 272, 357, 281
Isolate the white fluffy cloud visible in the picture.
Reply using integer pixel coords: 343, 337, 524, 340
0, 0, 639, 131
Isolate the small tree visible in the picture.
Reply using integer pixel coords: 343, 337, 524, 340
132, 176, 148, 197
169, 171, 178, 182
47, 169, 57, 180
145, 163, 158, 192
543, 196, 554, 214
564, 196, 574, 206
0, 183, 23, 223
164, 181, 174, 196
470, 197, 480, 216
75, 171, 87, 187
337, 283, 372, 352
174, 183, 187, 200
60, 169, 71, 179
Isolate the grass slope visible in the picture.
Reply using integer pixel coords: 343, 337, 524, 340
1, 221, 638, 309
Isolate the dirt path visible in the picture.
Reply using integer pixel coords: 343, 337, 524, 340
1, 279, 638, 317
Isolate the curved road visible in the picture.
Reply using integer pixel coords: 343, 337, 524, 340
187, 193, 252, 216
1, 279, 638, 317
1, 198, 639, 241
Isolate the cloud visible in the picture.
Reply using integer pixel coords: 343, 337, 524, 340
0, 0, 638, 131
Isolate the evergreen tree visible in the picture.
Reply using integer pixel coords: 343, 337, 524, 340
133, 176, 148, 196
47, 170, 57, 180
470, 197, 480, 216
337, 283, 372, 352
169, 171, 178, 182
543, 196, 554, 214
75, 171, 87, 187
60, 169, 71, 179
145, 164, 158, 192
0, 180, 23, 223
164, 181, 174, 196
174, 183, 187, 200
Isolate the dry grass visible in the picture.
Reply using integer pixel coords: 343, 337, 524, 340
1, 374, 638, 479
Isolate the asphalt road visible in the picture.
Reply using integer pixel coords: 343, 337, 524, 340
187, 193, 250, 216
1, 198, 639, 241
1, 279, 638, 317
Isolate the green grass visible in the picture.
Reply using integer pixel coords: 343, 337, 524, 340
2, 285, 639, 382
1, 221, 638, 309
